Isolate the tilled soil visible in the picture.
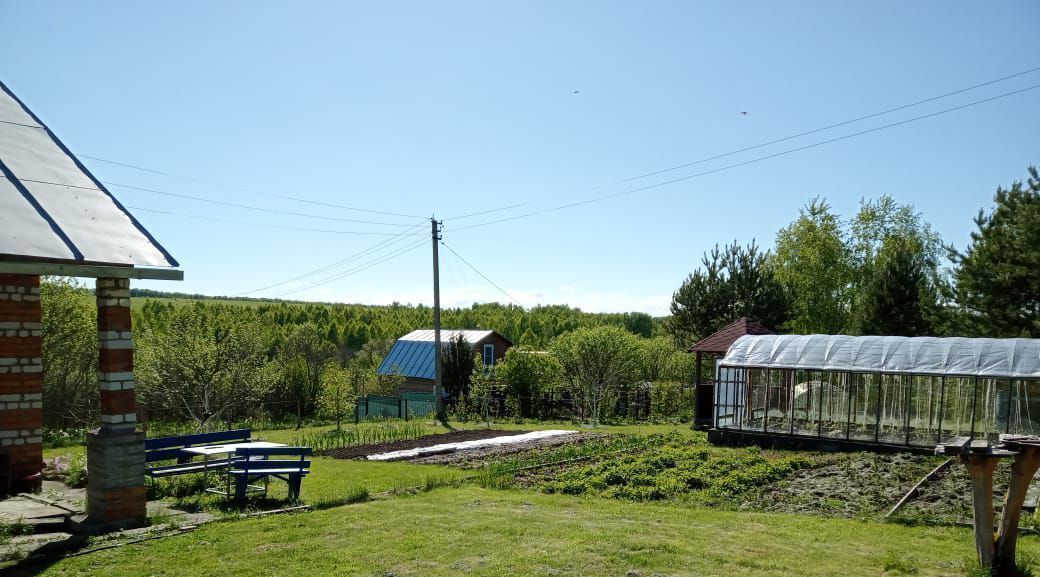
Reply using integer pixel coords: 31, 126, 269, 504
409, 432, 602, 466
321, 429, 531, 460
758, 452, 943, 517
899, 459, 1017, 523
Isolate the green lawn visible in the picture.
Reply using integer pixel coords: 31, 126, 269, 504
32, 484, 1026, 577
32, 421, 1021, 576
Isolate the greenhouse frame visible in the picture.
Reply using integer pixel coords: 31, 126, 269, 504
712, 335, 1040, 450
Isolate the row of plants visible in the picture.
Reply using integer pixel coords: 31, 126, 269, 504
528, 433, 812, 503
289, 421, 426, 452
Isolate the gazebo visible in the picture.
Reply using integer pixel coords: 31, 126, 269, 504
687, 317, 774, 429
0, 80, 181, 526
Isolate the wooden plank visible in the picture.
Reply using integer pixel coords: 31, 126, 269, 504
0, 260, 183, 280
886, 458, 955, 518
971, 439, 991, 452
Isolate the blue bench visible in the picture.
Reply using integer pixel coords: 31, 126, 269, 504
145, 429, 252, 478
230, 446, 312, 502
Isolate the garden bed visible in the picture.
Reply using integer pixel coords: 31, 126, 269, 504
321, 429, 530, 460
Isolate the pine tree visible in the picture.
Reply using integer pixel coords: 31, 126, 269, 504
951, 166, 1040, 337
857, 240, 933, 336
668, 241, 790, 346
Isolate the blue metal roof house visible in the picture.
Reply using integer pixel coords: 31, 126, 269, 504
378, 329, 513, 393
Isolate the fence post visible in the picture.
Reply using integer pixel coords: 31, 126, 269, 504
404, 399, 409, 421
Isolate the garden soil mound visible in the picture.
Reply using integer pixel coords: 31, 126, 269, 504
322, 429, 530, 460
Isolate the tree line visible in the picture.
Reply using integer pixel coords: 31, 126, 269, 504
669, 165, 1040, 345
40, 287, 679, 430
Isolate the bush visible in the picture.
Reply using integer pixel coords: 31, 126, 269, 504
649, 381, 692, 422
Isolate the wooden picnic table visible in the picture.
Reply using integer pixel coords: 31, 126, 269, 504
182, 441, 287, 496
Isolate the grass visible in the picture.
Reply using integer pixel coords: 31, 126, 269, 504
27, 485, 1037, 577
148, 457, 468, 513
34, 420, 1024, 575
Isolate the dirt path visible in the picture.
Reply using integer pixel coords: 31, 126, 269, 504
321, 429, 531, 460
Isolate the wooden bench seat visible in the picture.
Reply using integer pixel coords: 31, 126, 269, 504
145, 428, 252, 478
229, 447, 312, 501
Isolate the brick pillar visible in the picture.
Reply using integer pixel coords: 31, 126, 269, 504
86, 278, 146, 526
0, 275, 44, 494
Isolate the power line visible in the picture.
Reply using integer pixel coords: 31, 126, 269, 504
443, 202, 532, 221
102, 181, 418, 227
4, 174, 419, 227
127, 205, 427, 236
79, 154, 425, 219
236, 219, 428, 296
274, 236, 429, 297
609, 64, 1040, 187
450, 83, 1040, 233
446, 64, 1040, 227
440, 239, 523, 306
0, 118, 44, 129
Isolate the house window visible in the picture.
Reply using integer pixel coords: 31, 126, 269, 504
483, 343, 495, 366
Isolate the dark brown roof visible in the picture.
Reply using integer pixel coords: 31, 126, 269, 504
687, 317, 775, 354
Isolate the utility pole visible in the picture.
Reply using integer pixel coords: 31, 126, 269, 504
431, 217, 444, 419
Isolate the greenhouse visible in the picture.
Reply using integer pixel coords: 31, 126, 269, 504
712, 335, 1040, 449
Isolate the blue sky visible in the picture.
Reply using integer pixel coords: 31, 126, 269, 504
2, 1, 1038, 315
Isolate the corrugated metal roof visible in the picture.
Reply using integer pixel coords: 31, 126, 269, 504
0, 81, 178, 267
721, 334, 1040, 378
378, 340, 437, 380
398, 329, 496, 343
377, 329, 509, 379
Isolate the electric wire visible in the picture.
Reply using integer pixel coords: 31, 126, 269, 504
608, 64, 1040, 186
102, 181, 418, 227
79, 154, 425, 219
443, 202, 532, 221
128, 205, 428, 236
442, 64, 1040, 222
450, 83, 1040, 233
5, 174, 419, 227
236, 219, 428, 296
440, 239, 523, 306
274, 236, 429, 298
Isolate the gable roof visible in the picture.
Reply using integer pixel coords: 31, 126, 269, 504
0, 80, 177, 268
688, 317, 774, 354
377, 329, 511, 380
398, 329, 508, 344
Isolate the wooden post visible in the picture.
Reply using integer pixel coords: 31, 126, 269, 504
996, 444, 1040, 573
963, 453, 1001, 570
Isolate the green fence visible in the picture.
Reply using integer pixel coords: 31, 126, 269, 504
356, 393, 436, 421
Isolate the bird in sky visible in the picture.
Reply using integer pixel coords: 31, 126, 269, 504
573, 90, 580, 94
741, 111, 748, 116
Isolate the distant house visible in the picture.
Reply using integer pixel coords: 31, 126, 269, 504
377, 329, 513, 393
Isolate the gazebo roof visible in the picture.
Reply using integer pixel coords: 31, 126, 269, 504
0, 80, 178, 272
688, 317, 774, 354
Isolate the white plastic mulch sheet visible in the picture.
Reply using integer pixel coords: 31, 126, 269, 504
365, 429, 578, 461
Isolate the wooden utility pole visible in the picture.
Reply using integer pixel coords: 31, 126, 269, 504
431, 217, 444, 418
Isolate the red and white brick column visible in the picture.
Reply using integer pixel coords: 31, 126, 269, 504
0, 274, 44, 494
86, 277, 146, 526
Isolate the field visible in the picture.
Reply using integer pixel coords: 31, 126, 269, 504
21, 422, 1040, 576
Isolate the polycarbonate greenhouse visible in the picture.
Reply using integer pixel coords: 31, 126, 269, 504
713, 335, 1040, 449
